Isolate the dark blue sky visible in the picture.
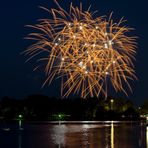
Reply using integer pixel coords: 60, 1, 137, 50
0, 0, 148, 105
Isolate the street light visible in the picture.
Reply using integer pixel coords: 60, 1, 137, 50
18, 114, 23, 130
111, 99, 114, 110
18, 115, 23, 119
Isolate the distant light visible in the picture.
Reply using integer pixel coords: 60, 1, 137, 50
85, 71, 88, 74
68, 23, 71, 26
84, 43, 87, 46
18, 114, 23, 118
111, 99, 114, 103
61, 57, 65, 61
58, 38, 61, 41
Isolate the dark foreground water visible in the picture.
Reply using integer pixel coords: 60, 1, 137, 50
0, 121, 147, 148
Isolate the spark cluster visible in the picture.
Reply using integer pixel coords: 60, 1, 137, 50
24, 1, 137, 98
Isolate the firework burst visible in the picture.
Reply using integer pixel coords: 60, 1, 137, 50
24, 0, 137, 98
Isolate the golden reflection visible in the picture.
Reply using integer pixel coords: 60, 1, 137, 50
146, 127, 148, 147
111, 121, 114, 148
105, 121, 115, 148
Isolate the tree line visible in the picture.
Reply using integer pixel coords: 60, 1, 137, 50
0, 95, 147, 121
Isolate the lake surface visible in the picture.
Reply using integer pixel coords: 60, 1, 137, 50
0, 121, 147, 148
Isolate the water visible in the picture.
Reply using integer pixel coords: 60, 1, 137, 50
0, 121, 147, 148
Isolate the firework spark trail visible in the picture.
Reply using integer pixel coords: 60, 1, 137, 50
24, 0, 137, 98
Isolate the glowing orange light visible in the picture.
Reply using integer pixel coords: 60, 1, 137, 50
24, 0, 137, 98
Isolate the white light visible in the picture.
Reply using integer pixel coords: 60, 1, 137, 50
83, 66, 86, 69
82, 124, 90, 128
58, 38, 61, 41
93, 44, 96, 48
61, 57, 65, 61
79, 61, 83, 67
109, 40, 113, 45
68, 23, 71, 26
105, 32, 108, 36
84, 43, 87, 46
105, 72, 109, 75
95, 26, 99, 29
90, 60, 94, 63
104, 43, 108, 49
73, 35, 76, 38
55, 43, 58, 46
113, 61, 116, 64
86, 51, 89, 54
85, 71, 88, 74
79, 26, 83, 30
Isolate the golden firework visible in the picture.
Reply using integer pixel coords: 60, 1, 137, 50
24, 1, 137, 98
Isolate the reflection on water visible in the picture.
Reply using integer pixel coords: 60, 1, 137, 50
18, 131, 22, 148
51, 125, 67, 147
111, 121, 114, 148
100, 121, 114, 148
146, 127, 148, 147
49, 121, 146, 148
0, 121, 147, 148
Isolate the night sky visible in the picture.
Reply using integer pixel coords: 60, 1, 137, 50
0, 0, 148, 105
